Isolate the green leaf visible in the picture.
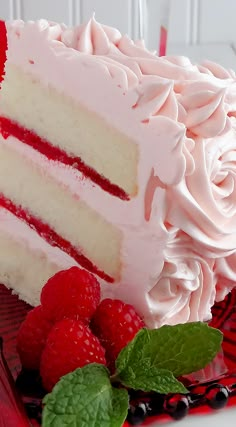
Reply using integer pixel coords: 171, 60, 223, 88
117, 366, 187, 394
116, 323, 222, 389
42, 363, 129, 427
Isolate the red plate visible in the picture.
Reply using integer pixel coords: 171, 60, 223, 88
1, 283, 236, 426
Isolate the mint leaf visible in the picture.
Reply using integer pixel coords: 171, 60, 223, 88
117, 366, 187, 394
42, 363, 128, 427
116, 323, 222, 388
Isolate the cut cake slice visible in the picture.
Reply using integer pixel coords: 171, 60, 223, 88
0, 17, 236, 327
0, 207, 76, 306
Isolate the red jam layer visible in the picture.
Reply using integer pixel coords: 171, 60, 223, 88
0, 116, 129, 201
0, 194, 114, 283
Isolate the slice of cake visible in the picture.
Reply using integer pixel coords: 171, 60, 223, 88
0, 207, 76, 306
0, 17, 236, 327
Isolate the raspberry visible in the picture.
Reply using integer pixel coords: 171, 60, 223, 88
17, 306, 53, 370
40, 267, 101, 323
40, 318, 106, 391
91, 299, 145, 371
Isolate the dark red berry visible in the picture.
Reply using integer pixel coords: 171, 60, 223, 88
206, 384, 229, 409
164, 395, 189, 420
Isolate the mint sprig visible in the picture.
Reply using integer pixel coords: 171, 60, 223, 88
42, 322, 223, 427
42, 364, 129, 427
116, 323, 223, 385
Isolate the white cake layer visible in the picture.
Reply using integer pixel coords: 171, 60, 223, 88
0, 135, 122, 279
0, 63, 138, 196
0, 207, 76, 305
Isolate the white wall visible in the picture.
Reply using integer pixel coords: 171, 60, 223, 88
0, 0, 236, 47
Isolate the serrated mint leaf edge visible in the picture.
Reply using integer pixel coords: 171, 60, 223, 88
119, 367, 188, 394
42, 363, 129, 427
116, 323, 223, 378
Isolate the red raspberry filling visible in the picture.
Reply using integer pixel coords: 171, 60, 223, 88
0, 193, 113, 283
0, 116, 129, 200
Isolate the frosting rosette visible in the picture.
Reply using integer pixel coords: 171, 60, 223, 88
167, 121, 236, 257
147, 228, 216, 326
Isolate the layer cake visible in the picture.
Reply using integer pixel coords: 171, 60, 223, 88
0, 17, 236, 327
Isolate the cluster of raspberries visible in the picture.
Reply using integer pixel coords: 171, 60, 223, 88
17, 267, 144, 391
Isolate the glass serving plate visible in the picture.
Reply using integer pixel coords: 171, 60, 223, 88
0, 283, 236, 427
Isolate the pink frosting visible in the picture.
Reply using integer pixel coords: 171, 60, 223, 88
215, 253, 236, 301
147, 228, 216, 325
3, 17, 236, 326
168, 126, 236, 255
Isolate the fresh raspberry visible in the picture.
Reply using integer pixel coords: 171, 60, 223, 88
40, 267, 101, 323
91, 299, 145, 371
40, 318, 106, 391
17, 306, 53, 370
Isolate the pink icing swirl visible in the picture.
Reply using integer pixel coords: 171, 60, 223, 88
178, 83, 229, 137
70, 18, 120, 55
167, 126, 236, 256
148, 229, 216, 325
133, 77, 178, 121
43, 18, 236, 126
198, 60, 236, 80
